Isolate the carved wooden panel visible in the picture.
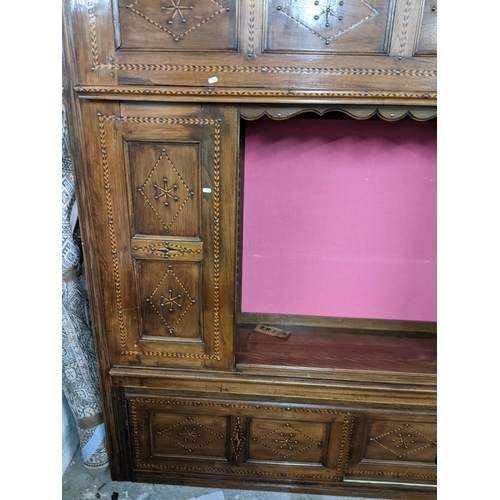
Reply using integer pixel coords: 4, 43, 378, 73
346, 413, 437, 484
137, 260, 202, 338
416, 0, 437, 56
152, 413, 228, 459
125, 395, 353, 481
116, 0, 238, 51
76, 100, 237, 368
66, 0, 437, 100
264, 0, 391, 54
248, 419, 326, 464
128, 141, 200, 236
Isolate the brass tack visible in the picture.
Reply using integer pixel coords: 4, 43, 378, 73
197, 250, 201, 253
146, 298, 150, 302
189, 5, 193, 8
102, 149, 106, 154
174, 37, 179, 42
398, 56, 403, 60
226, 7, 230, 11
431, 5, 436, 11
109, 56, 114, 61
339, 1, 344, 4
191, 299, 196, 303
390, 113, 395, 117
314, 15, 319, 19
111, 250, 117, 255
182, 19, 186, 23
133, 246, 138, 250
162, 6, 166, 9
247, 52, 253, 57
423, 94, 430, 98
314, 0, 319, 4
396, 70, 401, 75
151, 247, 155, 251
325, 23, 330, 27
145, 89, 151, 93
276, 5, 282, 10
338, 16, 343, 20
137, 188, 142, 192
105, 185, 110, 189
325, 40, 330, 45
214, 183, 219, 188
168, 265, 173, 269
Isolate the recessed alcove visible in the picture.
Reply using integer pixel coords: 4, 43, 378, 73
235, 110, 437, 379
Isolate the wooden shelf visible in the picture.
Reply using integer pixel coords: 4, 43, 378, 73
235, 326, 436, 376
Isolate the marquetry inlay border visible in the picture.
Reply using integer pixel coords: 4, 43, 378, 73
397, 0, 413, 58
97, 114, 222, 360
128, 397, 353, 478
77, 86, 436, 100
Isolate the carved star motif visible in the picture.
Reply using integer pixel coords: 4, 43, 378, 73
162, 0, 193, 24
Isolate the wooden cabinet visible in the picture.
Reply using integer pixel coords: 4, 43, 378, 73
63, 0, 437, 498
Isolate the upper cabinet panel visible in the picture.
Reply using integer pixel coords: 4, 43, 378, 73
264, 0, 390, 54
65, 0, 436, 101
116, 0, 238, 51
416, 0, 437, 56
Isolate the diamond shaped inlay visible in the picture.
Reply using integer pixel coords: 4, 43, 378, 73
277, 0, 380, 45
370, 423, 437, 459
146, 267, 195, 334
126, 0, 229, 42
156, 416, 224, 453
253, 423, 322, 459
138, 149, 193, 233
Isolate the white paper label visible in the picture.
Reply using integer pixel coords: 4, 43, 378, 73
208, 76, 218, 84
202, 188, 212, 193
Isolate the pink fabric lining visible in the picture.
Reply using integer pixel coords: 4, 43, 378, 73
241, 118, 437, 322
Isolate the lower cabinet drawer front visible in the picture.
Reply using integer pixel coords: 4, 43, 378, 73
126, 395, 353, 482
346, 414, 437, 484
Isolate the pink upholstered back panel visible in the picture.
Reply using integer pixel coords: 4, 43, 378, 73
241, 118, 437, 322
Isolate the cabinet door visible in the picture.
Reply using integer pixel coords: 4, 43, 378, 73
79, 101, 238, 369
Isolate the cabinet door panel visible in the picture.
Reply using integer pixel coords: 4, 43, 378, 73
116, 0, 238, 51
138, 260, 202, 339
265, 0, 390, 54
346, 413, 437, 484
80, 101, 236, 368
128, 141, 201, 237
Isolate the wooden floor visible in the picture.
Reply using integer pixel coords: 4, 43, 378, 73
235, 327, 437, 374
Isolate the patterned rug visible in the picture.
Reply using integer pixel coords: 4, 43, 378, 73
62, 104, 109, 474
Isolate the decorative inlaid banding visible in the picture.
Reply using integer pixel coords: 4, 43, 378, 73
398, 0, 413, 57
103, 63, 436, 77
247, 0, 255, 56
96, 114, 221, 360
346, 469, 437, 481
78, 86, 436, 100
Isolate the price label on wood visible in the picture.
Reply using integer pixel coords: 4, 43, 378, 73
254, 324, 291, 339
